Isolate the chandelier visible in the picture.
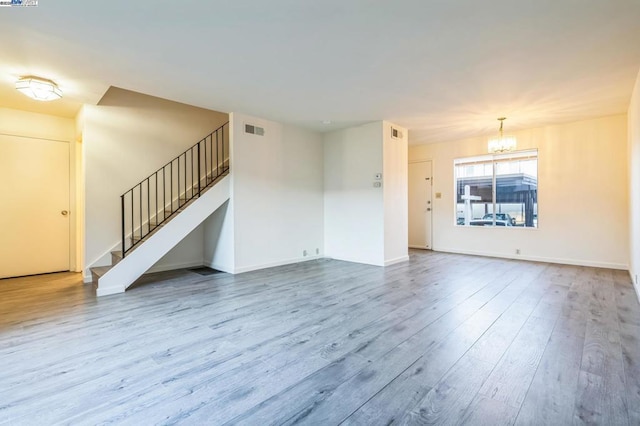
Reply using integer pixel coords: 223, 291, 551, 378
488, 117, 516, 153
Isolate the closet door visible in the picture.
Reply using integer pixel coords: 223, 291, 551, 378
0, 135, 70, 278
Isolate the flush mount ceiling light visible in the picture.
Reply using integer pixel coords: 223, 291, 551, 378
15, 76, 62, 101
488, 117, 516, 153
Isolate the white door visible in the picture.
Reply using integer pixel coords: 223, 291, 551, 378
408, 160, 432, 249
0, 135, 70, 278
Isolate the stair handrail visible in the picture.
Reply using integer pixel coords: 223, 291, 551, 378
122, 121, 229, 195
121, 121, 229, 257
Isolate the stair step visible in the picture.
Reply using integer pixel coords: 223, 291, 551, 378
130, 222, 166, 246
91, 265, 112, 282
164, 206, 187, 216
111, 250, 123, 264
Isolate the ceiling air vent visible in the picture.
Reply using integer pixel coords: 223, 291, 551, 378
245, 123, 265, 136
391, 127, 403, 139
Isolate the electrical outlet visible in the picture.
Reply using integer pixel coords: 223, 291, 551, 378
515, 249, 521, 255
303, 250, 308, 256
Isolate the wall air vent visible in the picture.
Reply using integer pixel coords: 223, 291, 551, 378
245, 124, 265, 136
391, 127, 403, 139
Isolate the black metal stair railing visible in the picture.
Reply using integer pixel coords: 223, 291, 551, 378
121, 122, 229, 257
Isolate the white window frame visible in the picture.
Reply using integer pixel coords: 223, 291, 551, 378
454, 149, 538, 228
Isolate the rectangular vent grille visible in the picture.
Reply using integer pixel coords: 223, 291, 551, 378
391, 128, 403, 139
245, 124, 265, 136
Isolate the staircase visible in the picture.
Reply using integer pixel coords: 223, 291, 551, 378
93, 122, 231, 296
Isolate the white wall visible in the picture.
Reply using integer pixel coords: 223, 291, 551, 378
410, 115, 629, 269
629, 69, 640, 293
83, 87, 228, 273
382, 121, 409, 265
211, 112, 324, 273
324, 122, 385, 266
0, 107, 74, 141
0, 107, 80, 272
148, 224, 205, 273
203, 200, 234, 272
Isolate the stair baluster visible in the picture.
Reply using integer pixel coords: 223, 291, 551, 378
120, 121, 229, 258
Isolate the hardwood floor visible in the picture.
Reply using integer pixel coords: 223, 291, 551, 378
1, 250, 639, 425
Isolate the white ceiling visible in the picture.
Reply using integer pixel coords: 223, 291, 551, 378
1, 0, 639, 144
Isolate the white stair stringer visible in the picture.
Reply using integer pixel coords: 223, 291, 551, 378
97, 175, 230, 296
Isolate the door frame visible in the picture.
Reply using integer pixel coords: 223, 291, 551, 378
408, 159, 433, 250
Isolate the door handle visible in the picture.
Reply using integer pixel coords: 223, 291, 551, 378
61, 210, 69, 216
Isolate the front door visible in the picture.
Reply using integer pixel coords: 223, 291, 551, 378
408, 160, 432, 249
0, 135, 70, 278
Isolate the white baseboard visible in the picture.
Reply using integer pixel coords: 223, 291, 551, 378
408, 245, 430, 250
146, 260, 204, 274
84, 242, 120, 272
384, 255, 410, 266
233, 255, 324, 274
203, 261, 234, 274
224, 254, 409, 272
83, 242, 120, 284
323, 255, 384, 267
96, 285, 125, 297
89, 253, 412, 284
90, 256, 321, 286
433, 247, 628, 270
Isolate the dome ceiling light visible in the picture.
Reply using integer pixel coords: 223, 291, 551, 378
15, 76, 63, 101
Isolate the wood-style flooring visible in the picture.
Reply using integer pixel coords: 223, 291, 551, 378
1, 250, 639, 425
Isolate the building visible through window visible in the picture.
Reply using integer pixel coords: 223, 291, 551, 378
454, 150, 538, 228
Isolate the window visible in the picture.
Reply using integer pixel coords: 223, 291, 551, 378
454, 150, 538, 228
